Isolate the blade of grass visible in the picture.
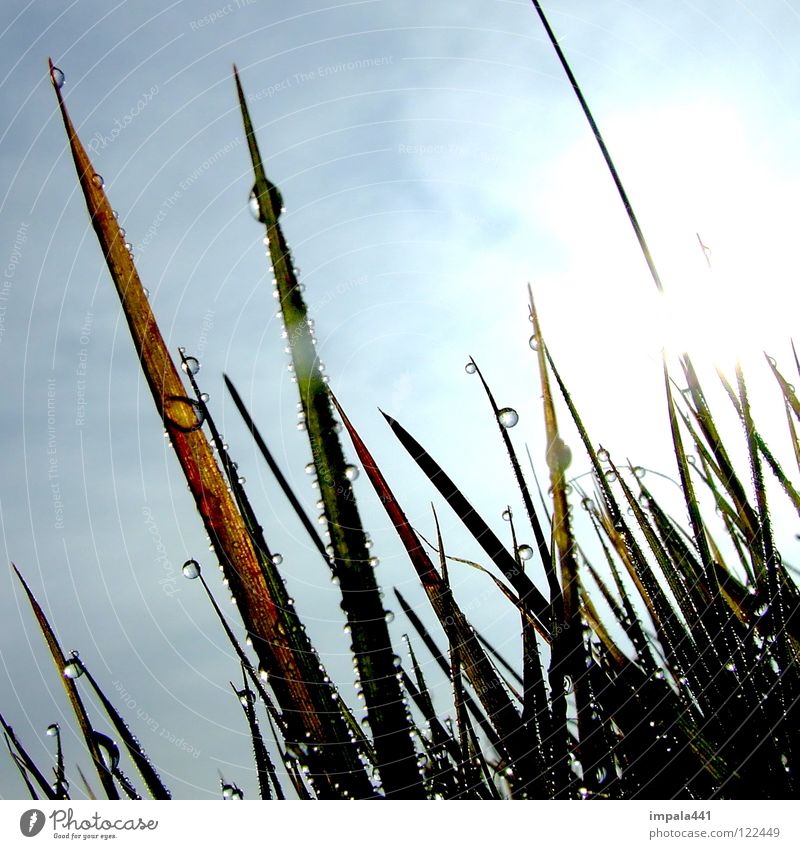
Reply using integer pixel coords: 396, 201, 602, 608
379, 409, 551, 626
234, 64, 421, 798
12, 565, 118, 799
528, 1, 663, 292
224, 374, 328, 562
1, 714, 57, 800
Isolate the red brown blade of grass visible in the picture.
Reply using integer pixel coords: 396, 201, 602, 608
12, 565, 118, 799
331, 393, 544, 782
49, 64, 371, 798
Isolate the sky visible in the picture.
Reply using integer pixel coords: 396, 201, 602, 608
2, 0, 800, 800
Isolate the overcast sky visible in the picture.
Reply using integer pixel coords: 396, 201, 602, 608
2, 0, 800, 800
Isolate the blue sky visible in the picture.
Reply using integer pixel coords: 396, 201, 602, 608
2, 0, 800, 799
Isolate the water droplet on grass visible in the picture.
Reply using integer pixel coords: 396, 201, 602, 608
248, 189, 263, 222
181, 356, 200, 375
63, 659, 84, 680
164, 396, 205, 432
92, 174, 104, 189
271, 553, 283, 566
517, 544, 533, 561
46, 723, 60, 737
344, 464, 359, 481
529, 335, 539, 351
182, 559, 201, 579
502, 508, 513, 521
94, 733, 120, 772
498, 407, 519, 428
465, 362, 476, 374
51, 66, 65, 89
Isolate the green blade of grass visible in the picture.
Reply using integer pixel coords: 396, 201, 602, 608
233, 64, 421, 799
231, 671, 278, 800
12, 565, 118, 799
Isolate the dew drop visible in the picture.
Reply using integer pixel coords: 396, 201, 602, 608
200, 392, 209, 403
344, 464, 359, 481
46, 723, 60, 737
94, 733, 120, 772
517, 544, 534, 561
385, 610, 395, 624
271, 553, 283, 566
63, 659, 84, 680
368, 557, 379, 567
164, 396, 205, 433
181, 356, 200, 376
51, 66, 65, 89
465, 362, 477, 374
597, 448, 610, 464
547, 437, 572, 473
528, 335, 539, 351
633, 466, 646, 479
182, 559, 201, 579
91, 174, 104, 189
221, 783, 234, 799
248, 188, 264, 223
498, 407, 519, 428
